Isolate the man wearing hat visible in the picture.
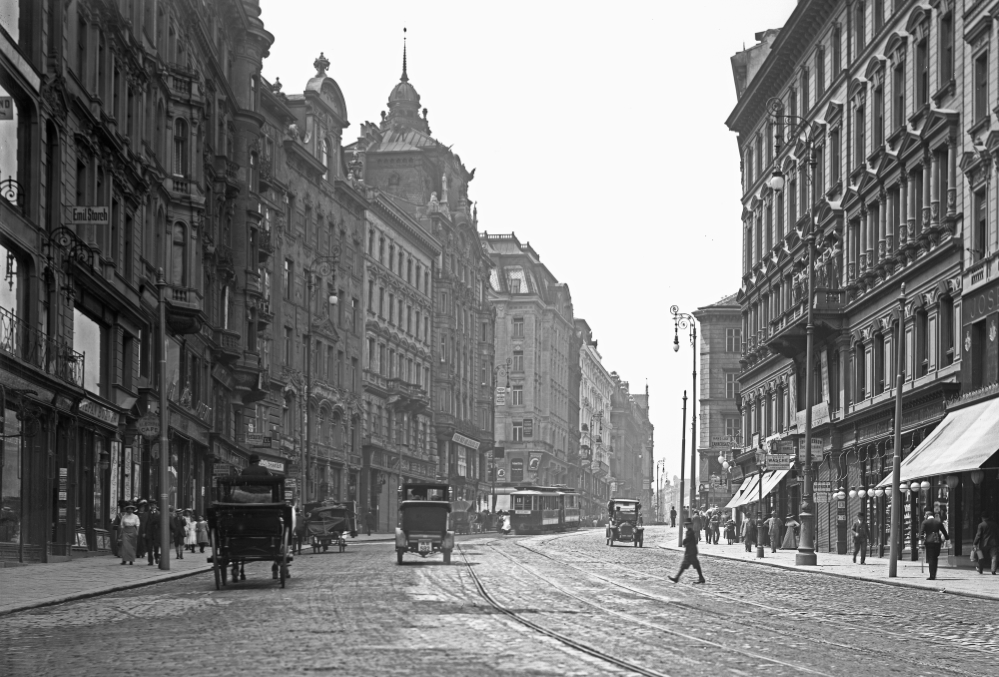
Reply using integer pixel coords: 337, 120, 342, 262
145, 503, 161, 565
241, 454, 271, 476
668, 520, 706, 585
135, 499, 150, 559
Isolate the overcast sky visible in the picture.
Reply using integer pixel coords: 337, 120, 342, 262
260, 0, 799, 486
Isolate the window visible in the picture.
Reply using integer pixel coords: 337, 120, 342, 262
830, 129, 841, 184
816, 48, 826, 98
973, 188, 987, 262
755, 134, 762, 177
171, 223, 187, 285
725, 373, 740, 399
940, 13, 954, 85
892, 62, 905, 130
724, 417, 740, 442
975, 52, 989, 123
874, 333, 886, 394
800, 68, 809, 113
285, 327, 293, 365
874, 0, 883, 33
854, 102, 865, 166
941, 296, 955, 366
789, 88, 797, 120
457, 448, 467, 477
725, 328, 742, 352
513, 421, 524, 442
855, 2, 866, 54
915, 39, 928, 108
776, 191, 784, 240
284, 259, 293, 300
512, 317, 524, 338
512, 349, 524, 371
871, 85, 884, 148
832, 24, 842, 74
916, 310, 929, 377
321, 138, 329, 180
512, 385, 523, 406
855, 342, 867, 400
73, 308, 108, 396
173, 118, 188, 176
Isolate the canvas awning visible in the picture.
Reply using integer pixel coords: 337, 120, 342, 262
757, 469, 791, 499
877, 398, 999, 488
727, 473, 764, 509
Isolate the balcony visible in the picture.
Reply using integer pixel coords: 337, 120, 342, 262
0, 307, 85, 389
763, 287, 846, 360
165, 286, 206, 335
232, 351, 267, 403
214, 328, 242, 363
257, 300, 274, 326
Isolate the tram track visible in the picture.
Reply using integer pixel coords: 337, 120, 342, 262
455, 543, 673, 677
508, 533, 988, 673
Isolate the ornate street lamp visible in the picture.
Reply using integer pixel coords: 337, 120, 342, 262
766, 97, 820, 566
671, 305, 697, 547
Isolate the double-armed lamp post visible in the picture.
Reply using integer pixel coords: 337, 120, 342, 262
765, 97, 818, 566
671, 305, 697, 546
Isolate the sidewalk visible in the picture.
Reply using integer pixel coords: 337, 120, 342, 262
0, 533, 396, 617
659, 539, 999, 601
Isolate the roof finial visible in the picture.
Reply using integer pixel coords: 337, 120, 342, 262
401, 28, 408, 82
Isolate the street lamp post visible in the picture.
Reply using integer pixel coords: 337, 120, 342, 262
766, 97, 818, 566
888, 284, 906, 577
157, 269, 171, 571
755, 449, 768, 559
678, 390, 687, 546
671, 306, 697, 539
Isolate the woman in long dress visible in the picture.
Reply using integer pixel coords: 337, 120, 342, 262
782, 515, 800, 549
196, 516, 210, 553
184, 510, 197, 552
119, 504, 140, 565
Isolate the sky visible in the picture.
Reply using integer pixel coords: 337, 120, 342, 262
259, 0, 800, 486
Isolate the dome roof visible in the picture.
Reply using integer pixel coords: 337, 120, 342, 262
389, 78, 420, 106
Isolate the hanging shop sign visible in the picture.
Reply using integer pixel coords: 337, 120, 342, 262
138, 412, 160, 440
452, 432, 480, 450
495, 386, 506, 406
258, 458, 285, 473
528, 452, 542, 472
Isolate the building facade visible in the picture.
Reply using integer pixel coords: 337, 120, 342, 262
575, 319, 614, 517
0, 0, 283, 562
483, 234, 574, 492
693, 293, 743, 509
726, 0, 996, 560
360, 190, 440, 532
351, 55, 496, 505
608, 374, 653, 508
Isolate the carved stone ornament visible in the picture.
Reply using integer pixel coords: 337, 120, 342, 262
40, 75, 69, 122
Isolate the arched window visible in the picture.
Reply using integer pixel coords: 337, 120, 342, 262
173, 118, 188, 176
321, 138, 330, 179
171, 222, 187, 285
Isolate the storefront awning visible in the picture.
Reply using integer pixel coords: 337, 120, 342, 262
877, 397, 999, 488
727, 473, 762, 509
757, 469, 791, 499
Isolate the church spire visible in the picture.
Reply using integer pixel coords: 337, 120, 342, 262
401, 27, 408, 82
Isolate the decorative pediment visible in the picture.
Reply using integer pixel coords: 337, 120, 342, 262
884, 32, 908, 65
824, 99, 844, 127
781, 155, 797, 173
848, 77, 868, 104
906, 7, 931, 42
965, 15, 993, 51
864, 56, 887, 85
919, 108, 959, 141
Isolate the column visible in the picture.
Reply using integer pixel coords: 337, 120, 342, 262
921, 150, 932, 236
946, 136, 957, 218
878, 191, 887, 261
930, 150, 941, 228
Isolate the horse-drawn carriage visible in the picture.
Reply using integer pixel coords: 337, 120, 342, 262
208, 476, 294, 588
606, 498, 645, 547
304, 500, 358, 553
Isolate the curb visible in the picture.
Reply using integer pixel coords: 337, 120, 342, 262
657, 543, 999, 602
0, 565, 213, 618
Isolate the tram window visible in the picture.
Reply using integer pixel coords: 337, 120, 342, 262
514, 496, 524, 509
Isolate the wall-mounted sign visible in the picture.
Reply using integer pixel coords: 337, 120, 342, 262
0, 97, 13, 120
528, 453, 542, 471
258, 459, 284, 473
71, 205, 110, 225
523, 418, 534, 438
78, 398, 120, 426
452, 433, 480, 450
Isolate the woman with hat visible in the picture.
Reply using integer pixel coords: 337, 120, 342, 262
119, 504, 140, 565
782, 514, 800, 549
183, 509, 197, 553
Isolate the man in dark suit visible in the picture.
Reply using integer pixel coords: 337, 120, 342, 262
920, 509, 948, 580
145, 503, 161, 565
973, 515, 999, 575
668, 520, 706, 584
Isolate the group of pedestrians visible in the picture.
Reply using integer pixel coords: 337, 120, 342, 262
113, 499, 209, 565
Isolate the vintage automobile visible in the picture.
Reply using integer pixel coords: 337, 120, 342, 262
208, 476, 294, 588
449, 500, 475, 535
605, 498, 645, 547
395, 482, 455, 565
304, 500, 357, 553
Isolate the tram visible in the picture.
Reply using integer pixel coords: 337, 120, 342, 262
508, 486, 581, 534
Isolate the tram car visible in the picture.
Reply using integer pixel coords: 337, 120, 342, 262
508, 486, 581, 534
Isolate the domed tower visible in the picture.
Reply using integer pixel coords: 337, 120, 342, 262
383, 29, 430, 134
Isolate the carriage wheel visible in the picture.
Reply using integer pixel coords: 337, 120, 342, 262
338, 540, 346, 553
396, 549, 404, 565
220, 559, 228, 586
210, 530, 222, 590
443, 549, 451, 565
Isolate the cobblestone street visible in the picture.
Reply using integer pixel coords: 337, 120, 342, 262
2, 527, 995, 677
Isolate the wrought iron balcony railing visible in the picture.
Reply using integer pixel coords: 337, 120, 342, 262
0, 306, 84, 388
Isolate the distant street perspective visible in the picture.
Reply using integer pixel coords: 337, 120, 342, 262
3, 529, 997, 677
